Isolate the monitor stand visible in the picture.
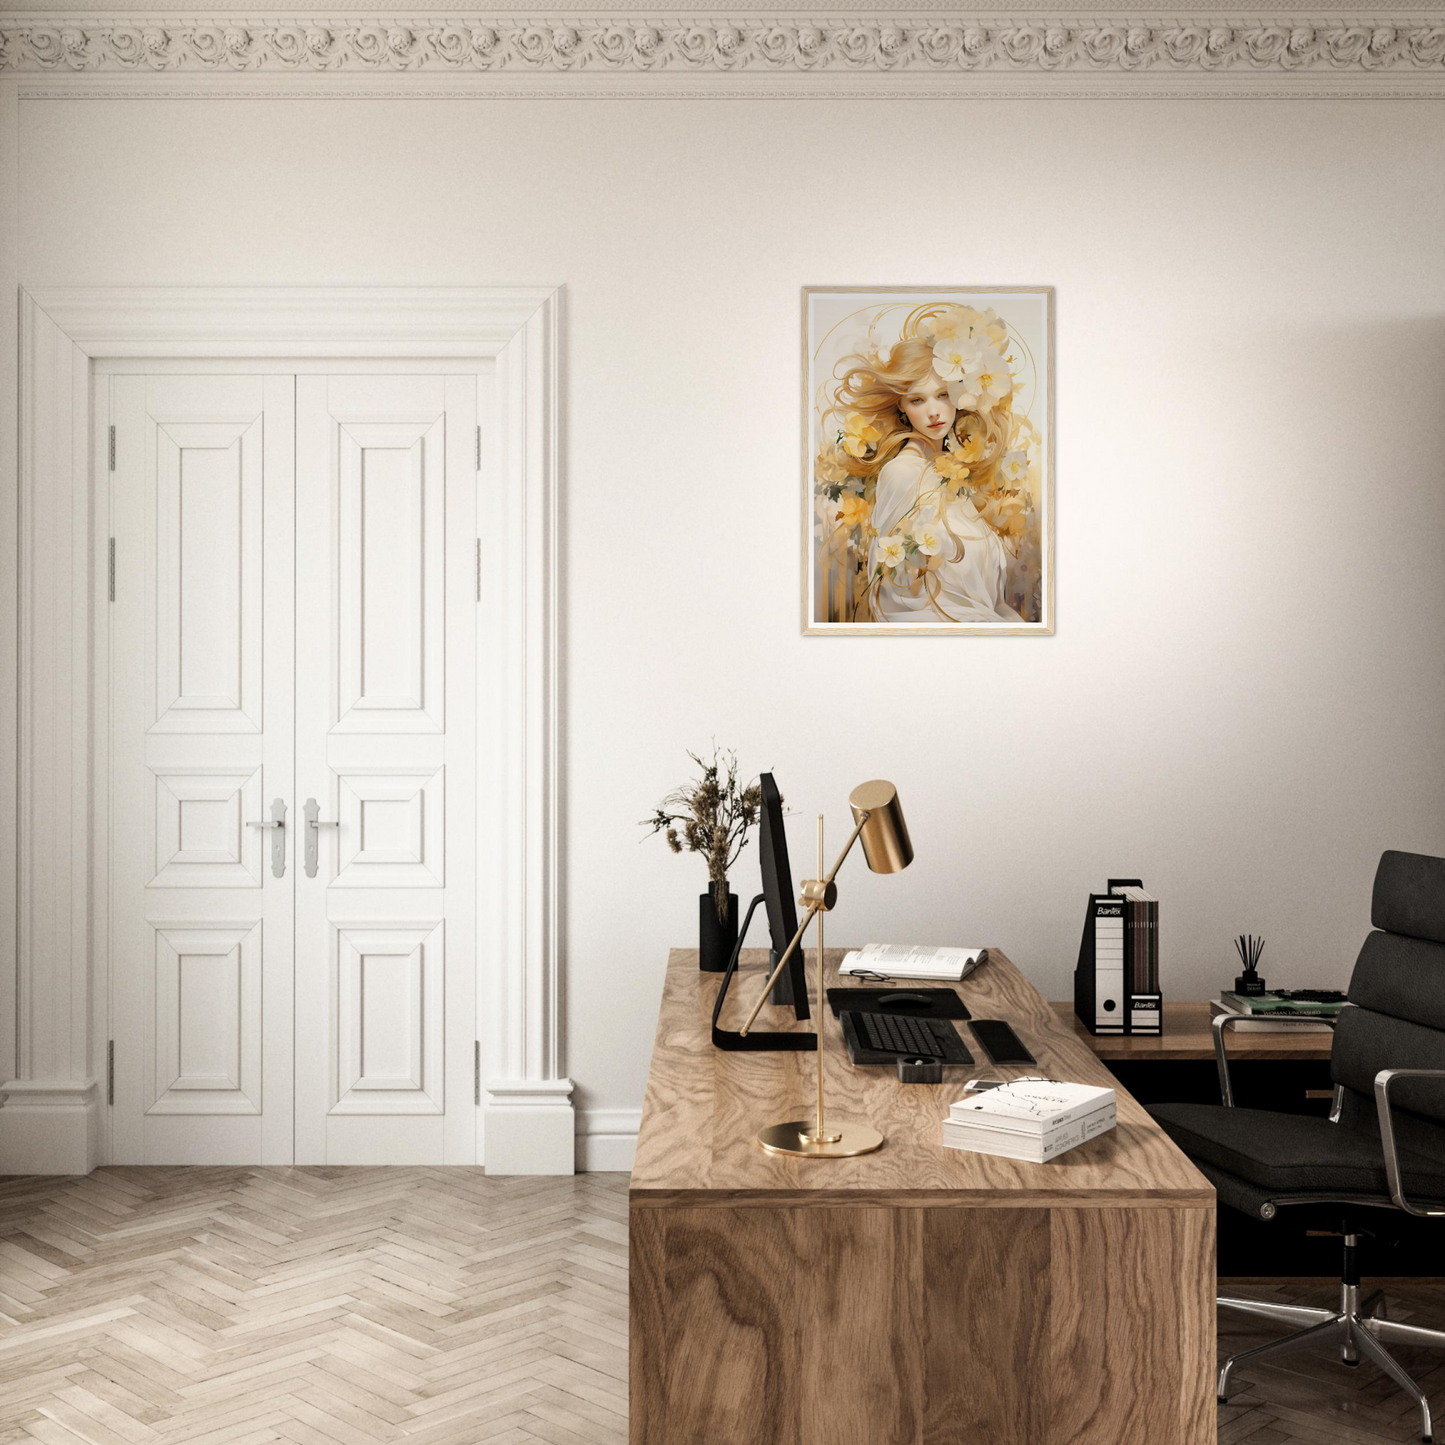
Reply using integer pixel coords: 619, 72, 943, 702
711, 894, 816, 1052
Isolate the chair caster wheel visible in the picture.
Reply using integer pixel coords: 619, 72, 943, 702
1343, 1358, 1360, 1367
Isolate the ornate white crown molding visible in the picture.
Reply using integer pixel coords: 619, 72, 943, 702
2, 11, 1444, 92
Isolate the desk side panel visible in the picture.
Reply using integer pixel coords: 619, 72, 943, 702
1048, 1205, 1216, 1445
922, 1207, 1051, 1445
629, 1199, 1211, 1445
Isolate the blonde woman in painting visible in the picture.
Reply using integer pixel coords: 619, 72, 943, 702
818, 304, 1038, 624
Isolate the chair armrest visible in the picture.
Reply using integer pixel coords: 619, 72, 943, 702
1374, 1068, 1445, 1217
1212, 1011, 1337, 1108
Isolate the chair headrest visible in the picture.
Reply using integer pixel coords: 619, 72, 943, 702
1373, 850, 1445, 944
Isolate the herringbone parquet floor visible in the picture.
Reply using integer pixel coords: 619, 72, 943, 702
0, 1168, 628, 1445
3, 1167, 1445, 1444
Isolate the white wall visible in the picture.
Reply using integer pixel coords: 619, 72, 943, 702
16, 95, 1445, 1148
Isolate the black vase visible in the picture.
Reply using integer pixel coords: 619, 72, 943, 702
699, 889, 739, 972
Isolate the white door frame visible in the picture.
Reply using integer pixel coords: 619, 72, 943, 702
1, 286, 571, 1175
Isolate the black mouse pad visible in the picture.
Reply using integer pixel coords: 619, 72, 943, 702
826, 987, 970, 1021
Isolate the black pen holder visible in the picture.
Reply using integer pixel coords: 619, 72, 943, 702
1235, 972, 1267, 996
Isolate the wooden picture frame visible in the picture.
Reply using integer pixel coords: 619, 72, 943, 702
804, 285, 1055, 635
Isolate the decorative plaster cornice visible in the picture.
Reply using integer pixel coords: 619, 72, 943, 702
2, 13, 1444, 82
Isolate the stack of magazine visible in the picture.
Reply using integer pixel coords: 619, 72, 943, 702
1210, 990, 1344, 1033
941, 1078, 1117, 1163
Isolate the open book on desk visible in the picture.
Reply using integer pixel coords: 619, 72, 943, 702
839, 943, 988, 983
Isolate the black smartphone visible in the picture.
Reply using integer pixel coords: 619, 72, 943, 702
969, 1020, 1036, 1066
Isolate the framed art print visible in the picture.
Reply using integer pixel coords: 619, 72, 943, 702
804, 286, 1054, 634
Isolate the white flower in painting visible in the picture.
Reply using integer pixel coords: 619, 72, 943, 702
1000, 448, 1030, 487
875, 534, 906, 573
949, 345, 1014, 414
931, 336, 979, 382
913, 523, 944, 557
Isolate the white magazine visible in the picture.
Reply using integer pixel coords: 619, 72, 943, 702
839, 943, 987, 982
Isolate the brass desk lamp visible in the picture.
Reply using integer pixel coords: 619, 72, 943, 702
738, 780, 913, 1158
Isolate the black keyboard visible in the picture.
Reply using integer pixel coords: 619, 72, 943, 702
843, 1010, 974, 1064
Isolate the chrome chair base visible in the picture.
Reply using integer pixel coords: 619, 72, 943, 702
1219, 1281, 1445, 1442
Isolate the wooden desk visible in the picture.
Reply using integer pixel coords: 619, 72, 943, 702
630, 949, 1215, 1445
1052, 1000, 1334, 1061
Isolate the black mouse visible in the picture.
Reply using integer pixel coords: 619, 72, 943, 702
878, 992, 932, 1010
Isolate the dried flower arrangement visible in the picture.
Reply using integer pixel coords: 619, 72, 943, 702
643, 747, 763, 922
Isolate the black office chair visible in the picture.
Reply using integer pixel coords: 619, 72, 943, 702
1149, 849, 1445, 1444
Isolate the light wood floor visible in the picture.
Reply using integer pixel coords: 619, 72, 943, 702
1, 1169, 1443, 1444
0, 1168, 628, 1445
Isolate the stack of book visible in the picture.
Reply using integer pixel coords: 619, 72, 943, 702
941, 1079, 1117, 1163
1118, 886, 1159, 998
1210, 990, 1345, 1033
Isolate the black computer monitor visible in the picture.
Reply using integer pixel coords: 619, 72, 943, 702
709, 772, 815, 1051
758, 773, 810, 1020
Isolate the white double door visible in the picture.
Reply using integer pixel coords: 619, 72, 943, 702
109, 370, 478, 1165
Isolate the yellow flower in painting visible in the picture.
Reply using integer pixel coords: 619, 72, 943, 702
835, 494, 870, 530
926, 306, 981, 343
980, 308, 1009, 348
922, 308, 961, 342
815, 443, 849, 485
933, 454, 971, 488
975, 489, 1028, 538
954, 423, 987, 465
842, 412, 882, 458
922, 305, 1009, 350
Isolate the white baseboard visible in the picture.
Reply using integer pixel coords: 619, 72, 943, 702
0, 1079, 102, 1175
576, 1108, 640, 1173
483, 1078, 575, 1175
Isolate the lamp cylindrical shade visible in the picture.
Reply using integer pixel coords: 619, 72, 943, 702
848, 780, 913, 874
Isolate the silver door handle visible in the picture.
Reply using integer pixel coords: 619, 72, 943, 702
303, 797, 339, 879
246, 798, 288, 878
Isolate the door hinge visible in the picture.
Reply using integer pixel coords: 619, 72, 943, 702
475, 538, 481, 603
474, 1041, 481, 1106
108, 425, 116, 472
108, 538, 116, 602
107, 1040, 114, 1105
475, 424, 482, 472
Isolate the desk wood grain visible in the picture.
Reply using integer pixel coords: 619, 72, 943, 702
631, 948, 1213, 1206
629, 948, 1216, 1445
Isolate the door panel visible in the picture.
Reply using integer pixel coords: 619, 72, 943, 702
335, 421, 445, 732
294, 375, 476, 1164
110, 375, 295, 1164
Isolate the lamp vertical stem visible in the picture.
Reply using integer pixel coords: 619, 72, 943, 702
816, 814, 825, 1144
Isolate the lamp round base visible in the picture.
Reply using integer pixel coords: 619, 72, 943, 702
756, 1119, 884, 1158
